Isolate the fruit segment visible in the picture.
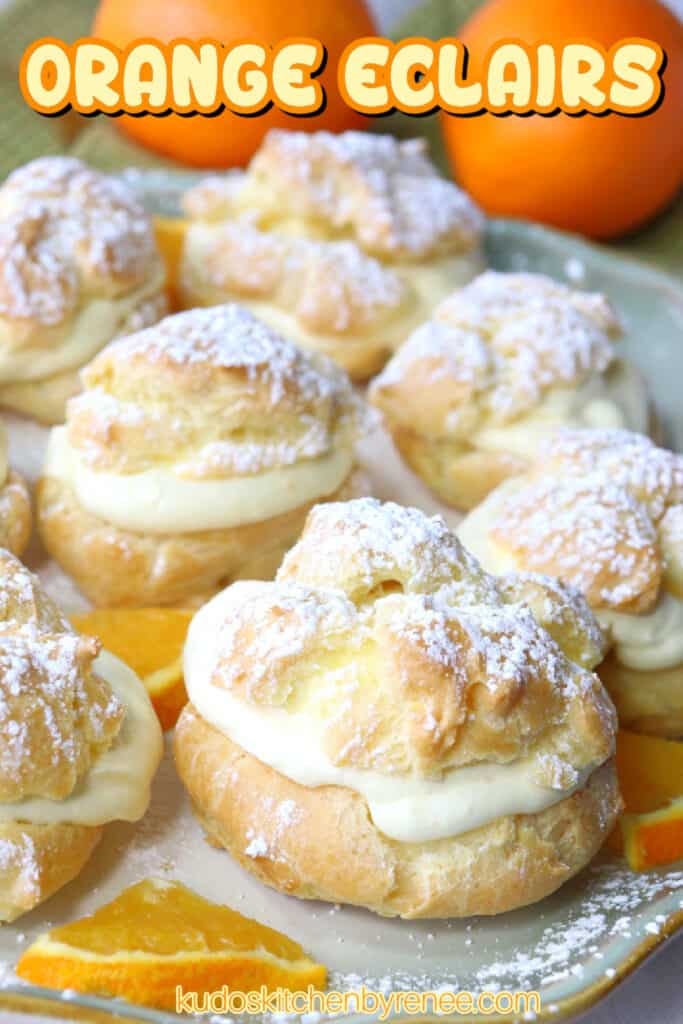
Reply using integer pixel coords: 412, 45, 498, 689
71, 609, 194, 729
605, 731, 683, 858
622, 799, 683, 872
17, 878, 327, 1011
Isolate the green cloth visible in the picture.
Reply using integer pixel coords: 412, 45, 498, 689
0, 0, 680, 274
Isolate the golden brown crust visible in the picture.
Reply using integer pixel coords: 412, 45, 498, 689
389, 426, 529, 511
180, 131, 484, 382
598, 654, 683, 738
0, 470, 32, 559
185, 131, 483, 261
369, 273, 655, 508
0, 157, 168, 423
0, 552, 125, 802
68, 305, 361, 476
484, 430, 683, 614
36, 468, 368, 608
0, 822, 102, 923
174, 706, 621, 919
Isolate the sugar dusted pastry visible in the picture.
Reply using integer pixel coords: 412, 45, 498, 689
459, 429, 683, 737
174, 497, 619, 918
179, 130, 484, 381
370, 271, 652, 509
0, 550, 161, 921
0, 421, 31, 558
37, 305, 366, 608
0, 157, 168, 423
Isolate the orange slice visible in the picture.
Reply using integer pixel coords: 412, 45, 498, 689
622, 799, 683, 872
17, 878, 327, 1012
71, 609, 194, 729
604, 731, 683, 859
615, 730, 683, 813
153, 216, 188, 309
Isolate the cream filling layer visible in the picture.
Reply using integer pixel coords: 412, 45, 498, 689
184, 585, 596, 844
0, 269, 166, 383
472, 359, 650, 461
598, 593, 683, 671
44, 427, 353, 534
0, 650, 162, 826
458, 487, 683, 672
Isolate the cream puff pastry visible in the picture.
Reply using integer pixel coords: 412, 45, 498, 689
37, 304, 366, 607
0, 421, 31, 558
0, 157, 168, 423
0, 549, 161, 921
459, 429, 683, 737
370, 271, 652, 509
179, 130, 485, 381
175, 497, 619, 918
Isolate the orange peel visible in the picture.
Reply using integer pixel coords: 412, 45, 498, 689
622, 799, 683, 872
17, 878, 326, 1011
71, 608, 194, 729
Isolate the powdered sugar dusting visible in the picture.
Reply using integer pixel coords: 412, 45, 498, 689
0, 157, 158, 326
239, 129, 484, 257
207, 498, 613, 778
372, 271, 619, 431
492, 429, 683, 610
0, 552, 124, 802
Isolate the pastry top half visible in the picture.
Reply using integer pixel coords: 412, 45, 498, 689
0, 548, 160, 819
179, 131, 485, 372
0, 157, 167, 389
41, 304, 364, 535
184, 497, 616, 844
370, 271, 651, 453
459, 429, 683, 673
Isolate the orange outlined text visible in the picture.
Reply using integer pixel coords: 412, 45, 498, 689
20, 35, 665, 117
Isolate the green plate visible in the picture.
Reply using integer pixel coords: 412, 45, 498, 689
0, 193, 682, 1024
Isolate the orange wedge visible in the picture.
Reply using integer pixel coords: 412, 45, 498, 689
615, 730, 683, 813
17, 879, 327, 1012
153, 216, 188, 309
71, 609, 194, 729
622, 799, 683, 872
603, 731, 683, 862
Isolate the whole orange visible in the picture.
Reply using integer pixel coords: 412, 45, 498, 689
442, 0, 683, 239
92, 0, 376, 168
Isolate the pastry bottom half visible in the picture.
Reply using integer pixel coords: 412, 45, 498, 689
36, 467, 367, 608
0, 471, 32, 558
0, 821, 101, 923
174, 704, 621, 919
599, 653, 683, 738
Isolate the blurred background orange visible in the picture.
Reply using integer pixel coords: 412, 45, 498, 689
92, 0, 376, 167
441, 0, 683, 239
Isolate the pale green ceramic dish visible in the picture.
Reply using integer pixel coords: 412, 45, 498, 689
0, 199, 681, 1024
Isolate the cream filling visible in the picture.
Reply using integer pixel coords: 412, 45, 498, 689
0, 650, 162, 826
184, 585, 595, 844
458, 488, 683, 672
598, 592, 683, 671
44, 426, 353, 534
472, 359, 650, 461
0, 269, 165, 384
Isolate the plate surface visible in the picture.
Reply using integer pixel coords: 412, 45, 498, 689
0, 199, 682, 1024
